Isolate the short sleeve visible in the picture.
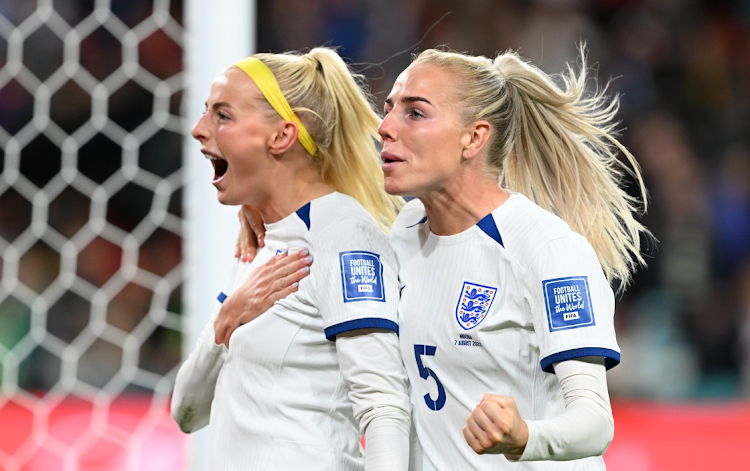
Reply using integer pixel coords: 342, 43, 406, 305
524, 235, 620, 372
311, 217, 400, 340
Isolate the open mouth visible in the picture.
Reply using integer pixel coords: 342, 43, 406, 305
213, 158, 228, 179
380, 151, 402, 166
205, 154, 228, 181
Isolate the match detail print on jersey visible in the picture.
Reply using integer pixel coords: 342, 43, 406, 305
542, 276, 595, 331
339, 251, 385, 302
455, 281, 497, 330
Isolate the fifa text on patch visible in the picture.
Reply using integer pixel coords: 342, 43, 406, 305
543, 276, 595, 331
339, 251, 385, 302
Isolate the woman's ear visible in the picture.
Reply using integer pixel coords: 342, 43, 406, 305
268, 121, 299, 155
461, 120, 492, 159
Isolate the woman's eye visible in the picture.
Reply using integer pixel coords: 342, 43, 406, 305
408, 109, 424, 119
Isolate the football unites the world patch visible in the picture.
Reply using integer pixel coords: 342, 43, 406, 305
339, 251, 385, 303
455, 282, 497, 330
542, 276, 595, 331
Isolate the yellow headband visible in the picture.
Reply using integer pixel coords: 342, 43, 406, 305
233, 57, 317, 156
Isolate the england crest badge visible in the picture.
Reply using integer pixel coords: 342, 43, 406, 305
455, 282, 497, 330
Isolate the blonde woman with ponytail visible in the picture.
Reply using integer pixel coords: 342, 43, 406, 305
171, 47, 410, 470
380, 45, 648, 470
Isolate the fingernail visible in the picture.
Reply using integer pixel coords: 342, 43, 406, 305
308, 255, 313, 263
240, 255, 247, 262
292, 282, 299, 289
300, 266, 310, 274
258, 236, 265, 247
300, 248, 309, 256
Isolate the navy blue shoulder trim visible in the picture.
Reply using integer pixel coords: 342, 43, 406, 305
296, 202, 311, 230
476, 213, 504, 247
324, 318, 399, 341
406, 216, 427, 229
540, 347, 620, 373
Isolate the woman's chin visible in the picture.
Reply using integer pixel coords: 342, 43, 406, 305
383, 179, 405, 197
384, 181, 415, 198
212, 178, 234, 205
215, 191, 235, 206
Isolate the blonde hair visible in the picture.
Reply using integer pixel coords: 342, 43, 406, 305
249, 47, 403, 232
413, 46, 649, 287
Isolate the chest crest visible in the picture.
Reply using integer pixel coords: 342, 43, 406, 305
455, 281, 498, 330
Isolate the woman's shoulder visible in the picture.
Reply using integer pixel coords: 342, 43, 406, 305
307, 192, 388, 237
496, 193, 590, 261
499, 192, 577, 237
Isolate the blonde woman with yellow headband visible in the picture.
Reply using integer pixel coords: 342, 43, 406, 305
171, 48, 411, 470
234, 43, 652, 470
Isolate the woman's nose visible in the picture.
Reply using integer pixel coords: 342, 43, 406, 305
191, 114, 207, 142
378, 114, 395, 141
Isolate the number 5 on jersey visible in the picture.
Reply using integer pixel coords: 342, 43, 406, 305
414, 344, 446, 411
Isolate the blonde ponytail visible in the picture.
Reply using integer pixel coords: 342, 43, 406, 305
255, 48, 403, 232
414, 46, 650, 287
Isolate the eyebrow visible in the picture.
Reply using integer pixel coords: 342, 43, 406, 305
384, 95, 433, 107
205, 101, 234, 110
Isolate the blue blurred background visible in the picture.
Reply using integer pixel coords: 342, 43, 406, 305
257, 0, 750, 401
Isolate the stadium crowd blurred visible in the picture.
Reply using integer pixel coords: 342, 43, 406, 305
1, 0, 749, 401
259, 0, 750, 400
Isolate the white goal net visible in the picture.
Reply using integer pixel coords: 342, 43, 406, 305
0, 0, 252, 470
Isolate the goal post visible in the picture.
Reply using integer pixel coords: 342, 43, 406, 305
0, 0, 255, 469
182, 0, 255, 469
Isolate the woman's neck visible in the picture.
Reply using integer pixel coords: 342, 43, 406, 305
420, 177, 509, 236
256, 158, 334, 224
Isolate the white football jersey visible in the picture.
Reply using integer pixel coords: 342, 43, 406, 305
391, 193, 618, 471
179, 192, 401, 471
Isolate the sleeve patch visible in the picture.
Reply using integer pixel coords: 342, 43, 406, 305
339, 251, 385, 303
542, 276, 595, 331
